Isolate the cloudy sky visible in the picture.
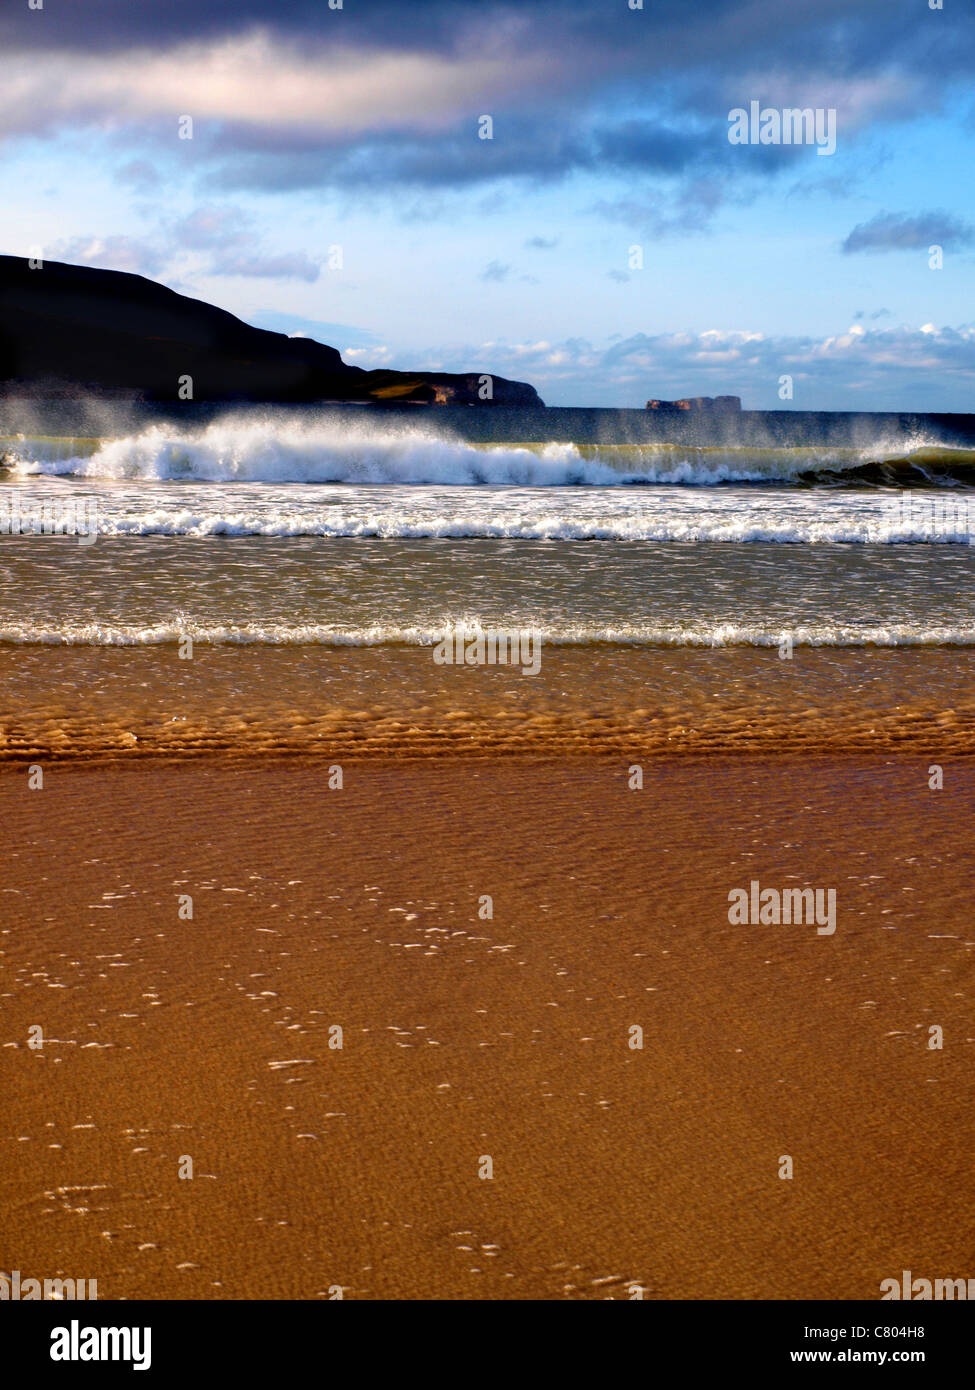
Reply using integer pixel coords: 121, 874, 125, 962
2, 0, 974, 408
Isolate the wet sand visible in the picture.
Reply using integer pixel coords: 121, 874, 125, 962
4, 643, 975, 761
1, 756, 973, 1299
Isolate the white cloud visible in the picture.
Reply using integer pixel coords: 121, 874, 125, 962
383, 322, 975, 409
0, 31, 556, 139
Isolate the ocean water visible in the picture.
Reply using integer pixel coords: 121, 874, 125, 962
2, 418, 975, 758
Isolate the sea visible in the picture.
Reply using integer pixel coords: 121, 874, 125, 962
1, 413, 974, 759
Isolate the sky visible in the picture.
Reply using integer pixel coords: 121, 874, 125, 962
2, 0, 974, 409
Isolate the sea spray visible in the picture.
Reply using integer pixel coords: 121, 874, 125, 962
7, 418, 975, 488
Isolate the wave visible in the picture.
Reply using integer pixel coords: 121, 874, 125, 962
58, 508, 975, 542
3, 620, 975, 647
4, 421, 975, 487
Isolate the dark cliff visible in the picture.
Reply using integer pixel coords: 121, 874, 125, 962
0, 256, 543, 407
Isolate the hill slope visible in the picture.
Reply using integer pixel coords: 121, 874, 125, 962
0, 256, 542, 406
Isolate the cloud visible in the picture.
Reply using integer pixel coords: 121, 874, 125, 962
1, 3, 972, 195
171, 204, 250, 250
344, 345, 393, 366
114, 159, 160, 192
0, 1, 540, 54
843, 211, 975, 253
168, 203, 322, 280
46, 235, 165, 277
201, 114, 728, 194
524, 236, 558, 250
4, 0, 972, 94
0, 31, 556, 142
215, 251, 320, 281
389, 321, 975, 410
47, 206, 322, 283
593, 178, 729, 237
480, 259, 511, 282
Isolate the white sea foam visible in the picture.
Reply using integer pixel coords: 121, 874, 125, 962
7, 425, 644, 486
2, 619, 974, 647
65, 509, 974, 543
7, 418, 969, 488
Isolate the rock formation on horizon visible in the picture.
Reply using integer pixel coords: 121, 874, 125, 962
646, 396, 741, 413
0, 255, 543, 407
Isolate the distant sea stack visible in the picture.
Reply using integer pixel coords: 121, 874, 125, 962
0, 255, 543, 407
647, 396, 741, 413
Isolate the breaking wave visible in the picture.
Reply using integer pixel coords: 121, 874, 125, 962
4, 420, 975, 487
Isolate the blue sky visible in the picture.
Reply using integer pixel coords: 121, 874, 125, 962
2, 0, 974, 408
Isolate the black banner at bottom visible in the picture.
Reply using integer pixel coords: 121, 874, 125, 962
2, 1298, 967, 1378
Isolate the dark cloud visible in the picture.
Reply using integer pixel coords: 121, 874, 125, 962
524, 236, 558, 250
1, 1, 973, 197
202, 116, 734, 195
0, 2, 383, 52
843, 211, 975, 253
480, 260, 511, 283
3, 0, 971, 83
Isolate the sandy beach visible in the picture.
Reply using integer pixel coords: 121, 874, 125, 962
5, 0, 975, 1340
2, 755, 972, 1300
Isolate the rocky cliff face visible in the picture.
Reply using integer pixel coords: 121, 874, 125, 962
0, 256, 543, 406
